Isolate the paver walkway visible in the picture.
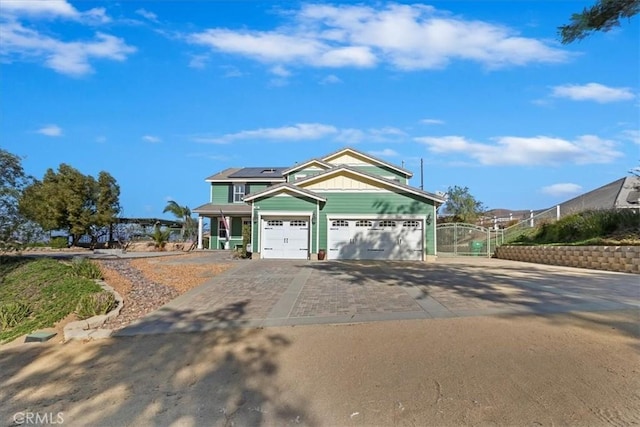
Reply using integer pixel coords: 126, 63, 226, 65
116, 257, 639, 336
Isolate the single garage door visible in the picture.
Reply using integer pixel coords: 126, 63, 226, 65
328, 219, 423, 260
262, 219, 309, 259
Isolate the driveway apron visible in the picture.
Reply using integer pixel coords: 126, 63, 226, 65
116, 258, 639, 336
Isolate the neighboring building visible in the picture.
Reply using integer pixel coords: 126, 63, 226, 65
193, 147, 445, 261
557, 176, 640, 216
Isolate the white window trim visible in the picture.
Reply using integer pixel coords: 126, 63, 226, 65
233, 183, 246, 203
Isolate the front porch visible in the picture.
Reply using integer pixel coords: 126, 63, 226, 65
192, 203, 252, 251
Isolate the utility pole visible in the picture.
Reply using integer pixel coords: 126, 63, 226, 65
420, 158, 424, 190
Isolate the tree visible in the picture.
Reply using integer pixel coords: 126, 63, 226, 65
441, 185, 486, 223
163, 200, 197, 241
19, 164, 121, 246
0, 149, 33, 248
559, 0, 639, 43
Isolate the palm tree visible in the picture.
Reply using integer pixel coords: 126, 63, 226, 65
163, 200, 196, 242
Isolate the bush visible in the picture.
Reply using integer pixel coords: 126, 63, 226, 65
75, 291, 117, 320
0, 302, 32, 330
519, 209, 640, 245
50, 236, 69, 249
70, 258, 102, 279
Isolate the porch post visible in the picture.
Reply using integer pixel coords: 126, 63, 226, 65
197, 216, 204, 249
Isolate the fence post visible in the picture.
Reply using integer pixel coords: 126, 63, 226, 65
529, 210, 534, 227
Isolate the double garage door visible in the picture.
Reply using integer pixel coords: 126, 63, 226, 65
328, 219, 424, 261
261, 217, 424, 260
261, 219, 309, 259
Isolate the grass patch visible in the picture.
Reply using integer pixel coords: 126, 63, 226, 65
0, 257, 104, 343
511, 209, 640, 246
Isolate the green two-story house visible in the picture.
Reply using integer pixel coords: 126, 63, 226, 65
193, 147, 445, 261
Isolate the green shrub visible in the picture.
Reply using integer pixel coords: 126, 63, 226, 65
50, 236, 69, 249
70, 258, 102, 279
0, 302, 32, 330
150, 227, 170, 250
75, 291, 117, 320
522, 209, 640, 245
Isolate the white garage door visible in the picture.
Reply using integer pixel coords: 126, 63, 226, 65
328, 219, 423, 260
262, 219, 309, 259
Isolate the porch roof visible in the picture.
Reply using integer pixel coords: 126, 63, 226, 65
193, 203, 251, 216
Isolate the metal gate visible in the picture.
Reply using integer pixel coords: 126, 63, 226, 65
436, 223, 491, 257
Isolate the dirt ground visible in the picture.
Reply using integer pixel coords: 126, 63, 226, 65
1, 308, 638, 426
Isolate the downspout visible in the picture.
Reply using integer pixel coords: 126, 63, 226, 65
316, 200, 320, 254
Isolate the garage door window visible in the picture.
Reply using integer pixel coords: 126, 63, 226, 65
290, 220, 307, 227
267, 220, 283, 226
403, 220, 420, 227
379, 220, 397, 227
356, 220, 373, 227
332, 220, 349, 227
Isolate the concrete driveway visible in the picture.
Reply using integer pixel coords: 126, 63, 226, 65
117, 257, 639, 336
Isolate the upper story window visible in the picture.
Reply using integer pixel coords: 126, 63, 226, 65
233, 184, 245, 203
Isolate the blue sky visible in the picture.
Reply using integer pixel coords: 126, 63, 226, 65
1, 1, 638, 218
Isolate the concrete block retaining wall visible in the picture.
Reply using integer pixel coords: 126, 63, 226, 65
495, 245, 639, 274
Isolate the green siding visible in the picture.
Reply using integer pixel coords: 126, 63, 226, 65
211, 183, 230, 203
317, 192, 437, 256
246, 183, 268, 194
231, 217, 243, 236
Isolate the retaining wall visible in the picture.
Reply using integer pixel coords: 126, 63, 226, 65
495, 245, 639, 274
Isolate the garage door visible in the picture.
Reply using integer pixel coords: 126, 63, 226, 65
327, 219, 423, 260
262, 219, 309, 259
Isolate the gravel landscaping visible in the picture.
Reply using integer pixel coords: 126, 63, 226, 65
97, 254, 235, 330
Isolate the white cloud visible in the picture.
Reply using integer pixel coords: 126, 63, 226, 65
369, 148, 399, 157
1, 0, 110, 24
551, 83, 635, 103
188, 3, 569, 73
270, 65, 291, 77
420, 118, 444, 125
188, 54, 209, 69
219, 65, 244, 77
135, 8, 159, 23
0, 1, 132, 76
541, 183, 583, 197
198, 123, 338, 144
620, 129, 640, 144
142, 135, 161, 143
36, 124, 63, 137
320, 74, 342, 84
416, 134, 623, 165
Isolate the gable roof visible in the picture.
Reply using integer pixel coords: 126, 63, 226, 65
295, 165, 445, 205
558, 176, 640, 215
321, 147, 413, 178
282, 158, 332, 175
242, 183, 327, 202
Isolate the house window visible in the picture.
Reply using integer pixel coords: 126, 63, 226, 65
218, 220, 228, 238
233, 184, 245, 203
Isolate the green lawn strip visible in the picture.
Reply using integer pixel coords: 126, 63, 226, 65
0, 257, 102, 344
